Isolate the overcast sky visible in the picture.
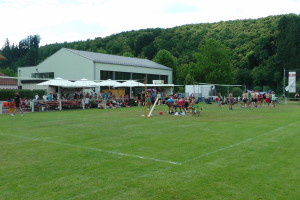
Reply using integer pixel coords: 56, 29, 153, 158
1, 0, 299, 46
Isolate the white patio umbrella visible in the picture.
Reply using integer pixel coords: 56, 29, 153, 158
118, 80, 144, 87
115, 80, 144, 98
96, 79, 122, 89
37, 77, 73, 87
72, 78, 97, 88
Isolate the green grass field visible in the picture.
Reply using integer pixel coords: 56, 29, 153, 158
1, 103, 299, 200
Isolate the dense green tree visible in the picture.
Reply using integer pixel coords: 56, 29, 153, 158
176, 63, 197, 85
153, 49, 177, 83
193, 39, 235, 84
236, 68, 252, 87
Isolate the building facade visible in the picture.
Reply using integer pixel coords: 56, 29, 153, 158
19, 48, 173, 91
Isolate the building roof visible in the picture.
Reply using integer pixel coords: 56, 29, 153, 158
65, 48, 172, 71
0, 72, 18, 85
0, 54, 7, 60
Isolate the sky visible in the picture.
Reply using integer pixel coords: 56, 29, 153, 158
1, 0, 300, 46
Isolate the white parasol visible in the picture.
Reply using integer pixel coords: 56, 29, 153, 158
71, 78, 97, 88
96, 79, 122, 89
37, 77, 73, 87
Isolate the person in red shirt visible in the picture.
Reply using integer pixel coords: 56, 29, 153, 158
257, 92, 263, 107
178, 97, 185, 112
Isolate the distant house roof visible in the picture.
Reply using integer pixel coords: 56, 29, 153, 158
0, 54, 7, 60
0, 72, 18, 85
65, 48, 172, 71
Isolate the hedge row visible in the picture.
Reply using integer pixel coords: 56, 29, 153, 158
0, 89, 46, 101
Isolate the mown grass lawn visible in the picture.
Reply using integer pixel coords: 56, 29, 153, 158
0, 103, 299, 200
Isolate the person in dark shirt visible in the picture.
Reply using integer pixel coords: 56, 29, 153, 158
12, 92, 24, 116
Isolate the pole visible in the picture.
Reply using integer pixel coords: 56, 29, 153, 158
148, 97, 159, 117
283, 68, 287, 104
144, 77, 147, 117
283, 68, 285, 96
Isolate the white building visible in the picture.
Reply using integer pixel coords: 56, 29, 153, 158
185, 85, 214, 98
18, 48, 173, 93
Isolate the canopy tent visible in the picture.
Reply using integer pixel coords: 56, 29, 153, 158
96, 79, 122, 89
37, 77, 73, 87
117, 80, 144, 87
68, 78, 97, 88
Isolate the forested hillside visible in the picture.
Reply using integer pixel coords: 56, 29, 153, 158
1, 14, 300, 92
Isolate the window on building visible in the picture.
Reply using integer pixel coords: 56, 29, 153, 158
100, 70, 114, 80
115, 72, 130, 80
160, 75, 168, 84
132, 73, 146, 83
31, 72, 54, 79
147, 74, 160, 84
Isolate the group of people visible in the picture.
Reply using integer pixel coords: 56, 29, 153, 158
7, 88, 283, 116
220, 90, 277, 110
165, 96, 198, 114
240, 90, 277, 108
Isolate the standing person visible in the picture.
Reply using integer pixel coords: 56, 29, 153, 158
228, 90, 234, 110
247, 90, 251, 107
262, 92, 266, 107
242, 90, 248, 108
217, 93, 222, 108
271, 91, 276, 108
137, 93, 142, 107
257, 92, 263, 107
161, 92, 165, 105
47, 93, 53, 101
12, 92, 24, 116
251, 90, 257, 108
145, 92, 151, 110
265, 92, 271, 107
53, 92, 58, 100
151, 91, 156, 106
178, 97, 185, 112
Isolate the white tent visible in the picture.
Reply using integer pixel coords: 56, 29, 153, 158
37, 77, 73, 87
118, 80, 144, 87
96, 79, 122, 89
71, 78, 97, 88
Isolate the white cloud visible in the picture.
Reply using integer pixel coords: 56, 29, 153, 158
0, 0, 299, 46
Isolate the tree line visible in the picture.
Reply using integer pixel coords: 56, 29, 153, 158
1, 14, 300, 93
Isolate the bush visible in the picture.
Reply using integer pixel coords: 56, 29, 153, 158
0, 89, 46, 101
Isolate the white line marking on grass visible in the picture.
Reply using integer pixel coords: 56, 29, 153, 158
2, 140, 33, 145
64, 121, 300, 199
0, 133, 181, 165
183, 121, 299, 164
